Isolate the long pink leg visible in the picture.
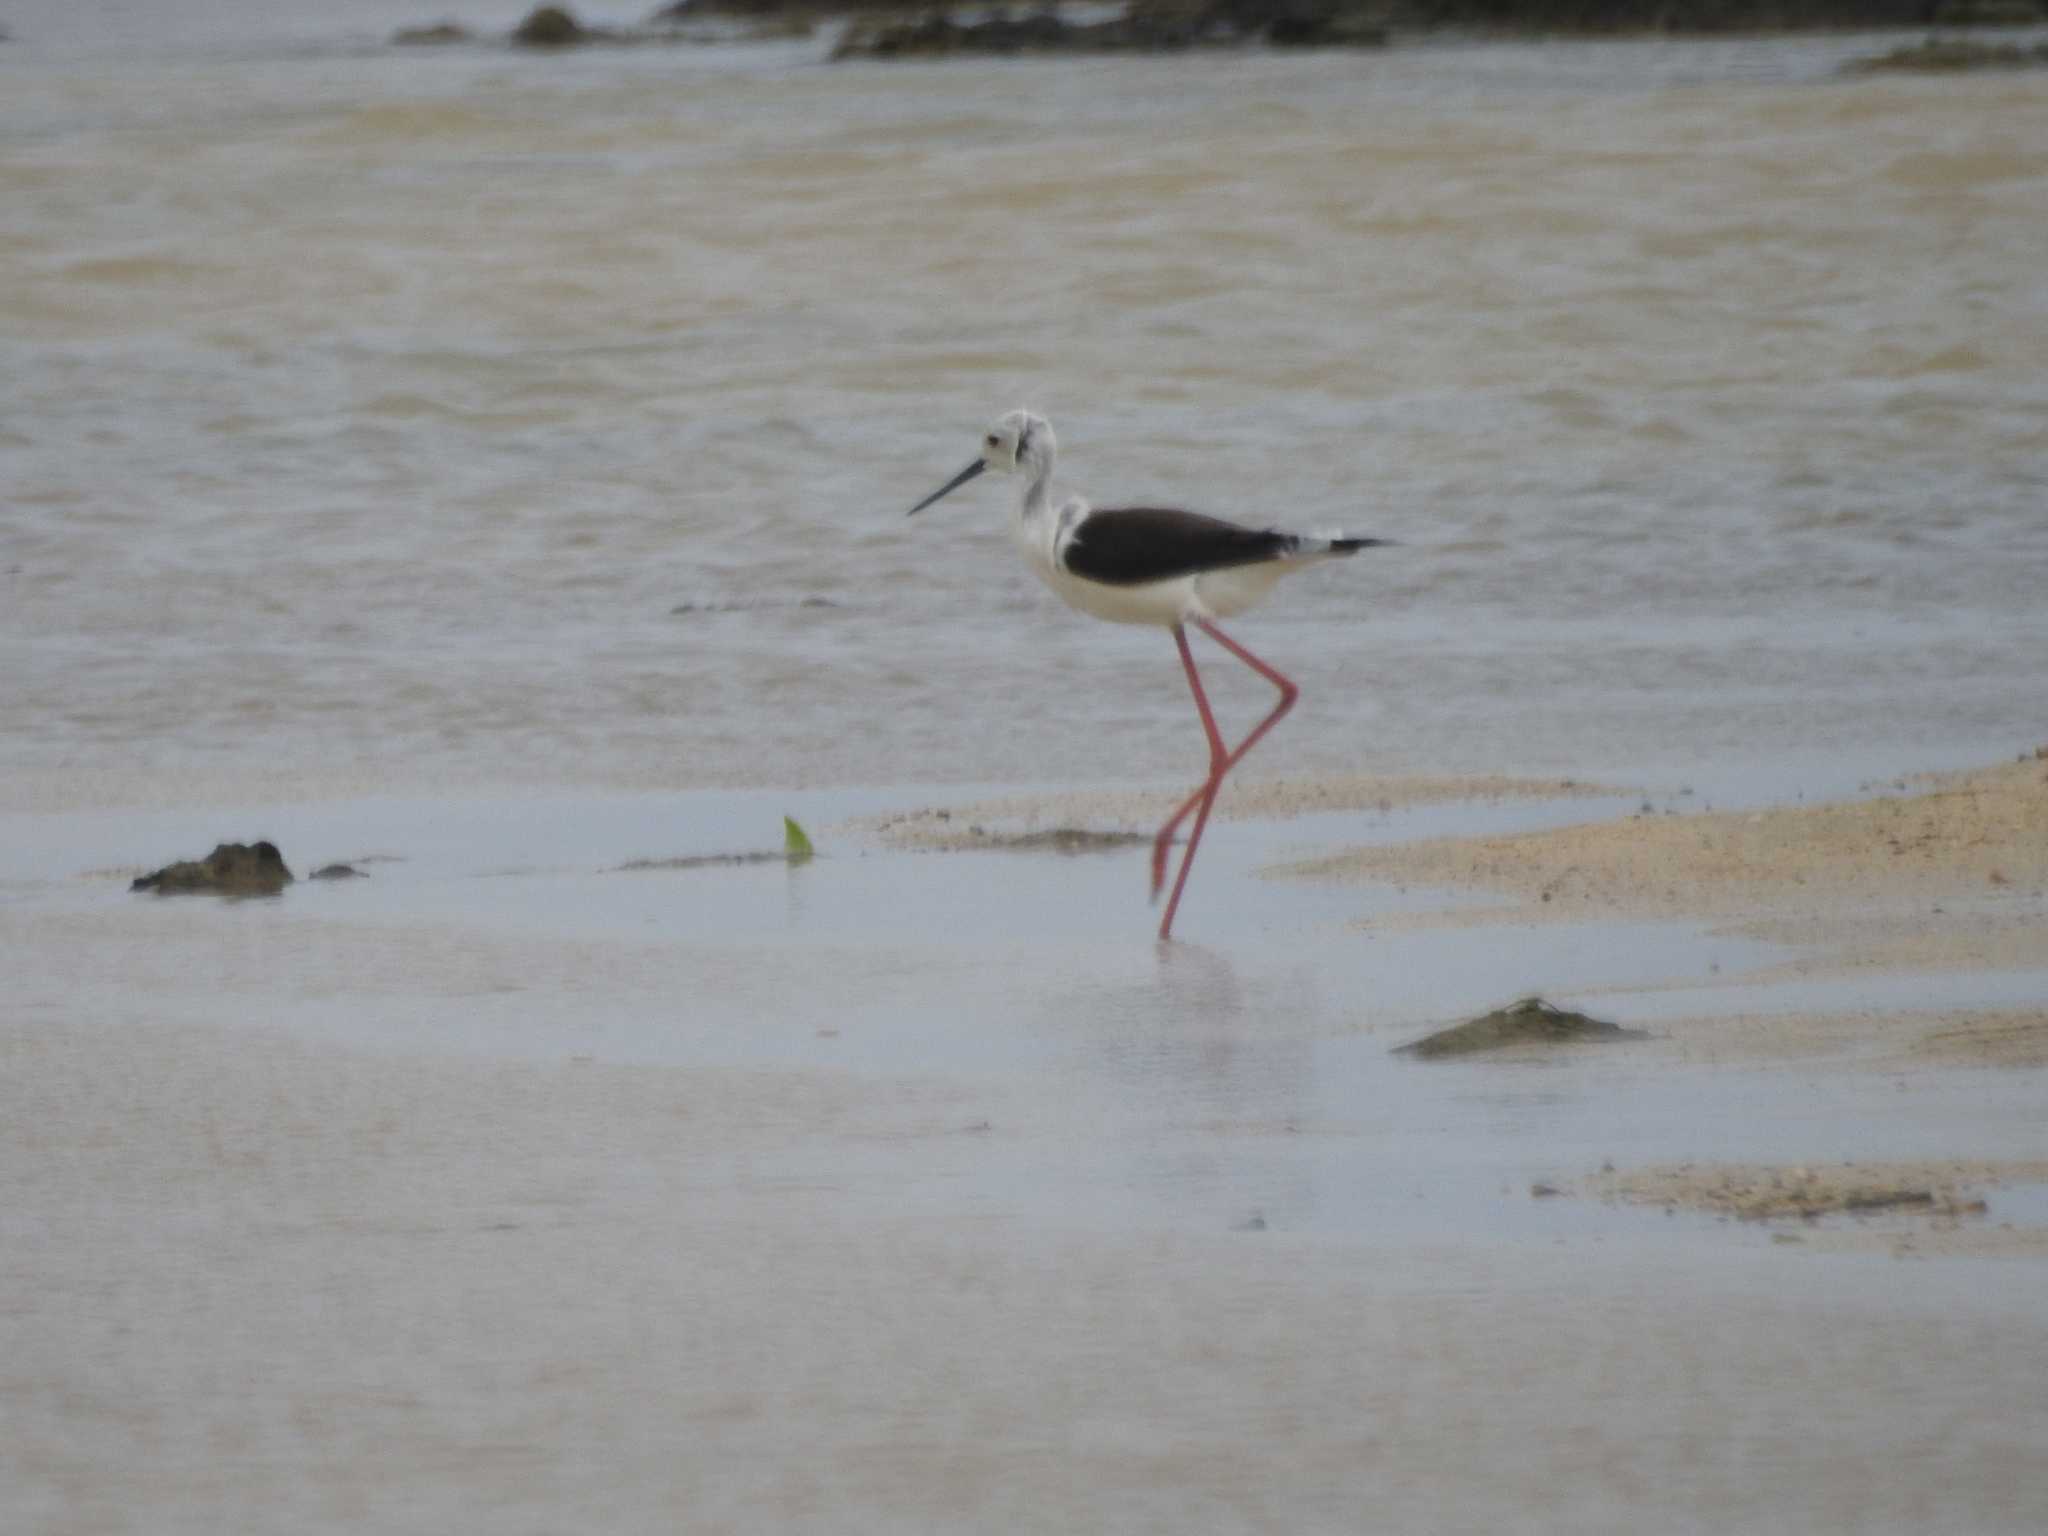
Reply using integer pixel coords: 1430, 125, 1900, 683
1150, 621, 1303, 900
1153, 619, 1301, 941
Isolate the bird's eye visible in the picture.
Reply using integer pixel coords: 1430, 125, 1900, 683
986, 435, 1000, 448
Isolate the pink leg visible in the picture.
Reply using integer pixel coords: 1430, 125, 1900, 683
1150, 623, 1303, 900
1153, 619, 1301, 941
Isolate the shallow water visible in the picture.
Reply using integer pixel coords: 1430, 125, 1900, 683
8, 14, 2048, 1531
7, 782, 2043, 1243
6, 9, 2048, 812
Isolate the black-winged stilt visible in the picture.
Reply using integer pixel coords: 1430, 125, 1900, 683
908, 409, 1391, 940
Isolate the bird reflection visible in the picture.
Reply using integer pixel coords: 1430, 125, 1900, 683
1039, 941, 1325, 1232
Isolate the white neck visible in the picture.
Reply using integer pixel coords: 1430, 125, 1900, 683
1015, 453, 1054, 527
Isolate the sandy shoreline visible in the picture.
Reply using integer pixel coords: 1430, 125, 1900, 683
1276, 749, 2048, 929
1275, 752, 2048, 999
7, 753, 2048, 1531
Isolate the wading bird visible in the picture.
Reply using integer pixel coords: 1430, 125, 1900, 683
908, 410, 1390, 940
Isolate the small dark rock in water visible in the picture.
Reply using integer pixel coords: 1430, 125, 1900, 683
1394, 996, 1646, 1058
132, 841, 294, 896
391, 20, 474, 44
308, 863, 366, 880
513, 5, 590, 46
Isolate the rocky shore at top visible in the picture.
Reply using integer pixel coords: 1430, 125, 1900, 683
392, 0, 2048, 56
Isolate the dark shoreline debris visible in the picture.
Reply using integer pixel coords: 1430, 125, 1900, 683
831, 1, 1388, 60
389, 1, 2048, 59
132, 841, 294, 896
1394, 996, 1647, 1058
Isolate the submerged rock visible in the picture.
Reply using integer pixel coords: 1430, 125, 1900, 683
1394, 996, 1646, 1058
132, 841, 294, 896
308, 863, 367, 880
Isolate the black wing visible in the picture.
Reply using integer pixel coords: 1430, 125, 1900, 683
1061, 507, 1299, 587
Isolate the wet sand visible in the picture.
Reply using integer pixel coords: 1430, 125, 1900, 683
1574, 1005, 2048, 1068
7, 759, 2048, 1532
1278, 750, 2048, 934
850, 773, 1611, 851
8, 1008, 2047, 1533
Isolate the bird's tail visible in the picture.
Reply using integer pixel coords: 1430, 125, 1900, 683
1305, 533, 1396, 556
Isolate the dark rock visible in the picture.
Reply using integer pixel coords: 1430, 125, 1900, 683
715, 0, 2038, 38
1932, 0, 2045, 21
832, 10, 1075, 59
1393, 996, 1646, 1058
1256, 0, 1393, 42
391, 20, 474, 44
308, 863, 366, 880
513, 5, 592, 45
830, 1, 1392, 59
1382, 0, 1943, 27
1268, 11, 1391, 43
1844, 36, 2048, 71
132, 841, 294, 896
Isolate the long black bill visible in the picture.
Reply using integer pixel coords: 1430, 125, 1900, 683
907, 458, 985, 516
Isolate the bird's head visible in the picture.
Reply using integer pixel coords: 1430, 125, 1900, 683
908, 409, 1055, 515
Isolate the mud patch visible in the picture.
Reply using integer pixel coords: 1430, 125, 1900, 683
614, 851, 801, 872
854, 774, 1611, 853
1584, 1159, 2048, 1224
1909, 1012, 2048, 1069
863, 817, 1147, 856
1562, 1008, 2048, 1071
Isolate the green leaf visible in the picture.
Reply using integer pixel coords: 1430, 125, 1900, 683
783, 815, 814, 863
